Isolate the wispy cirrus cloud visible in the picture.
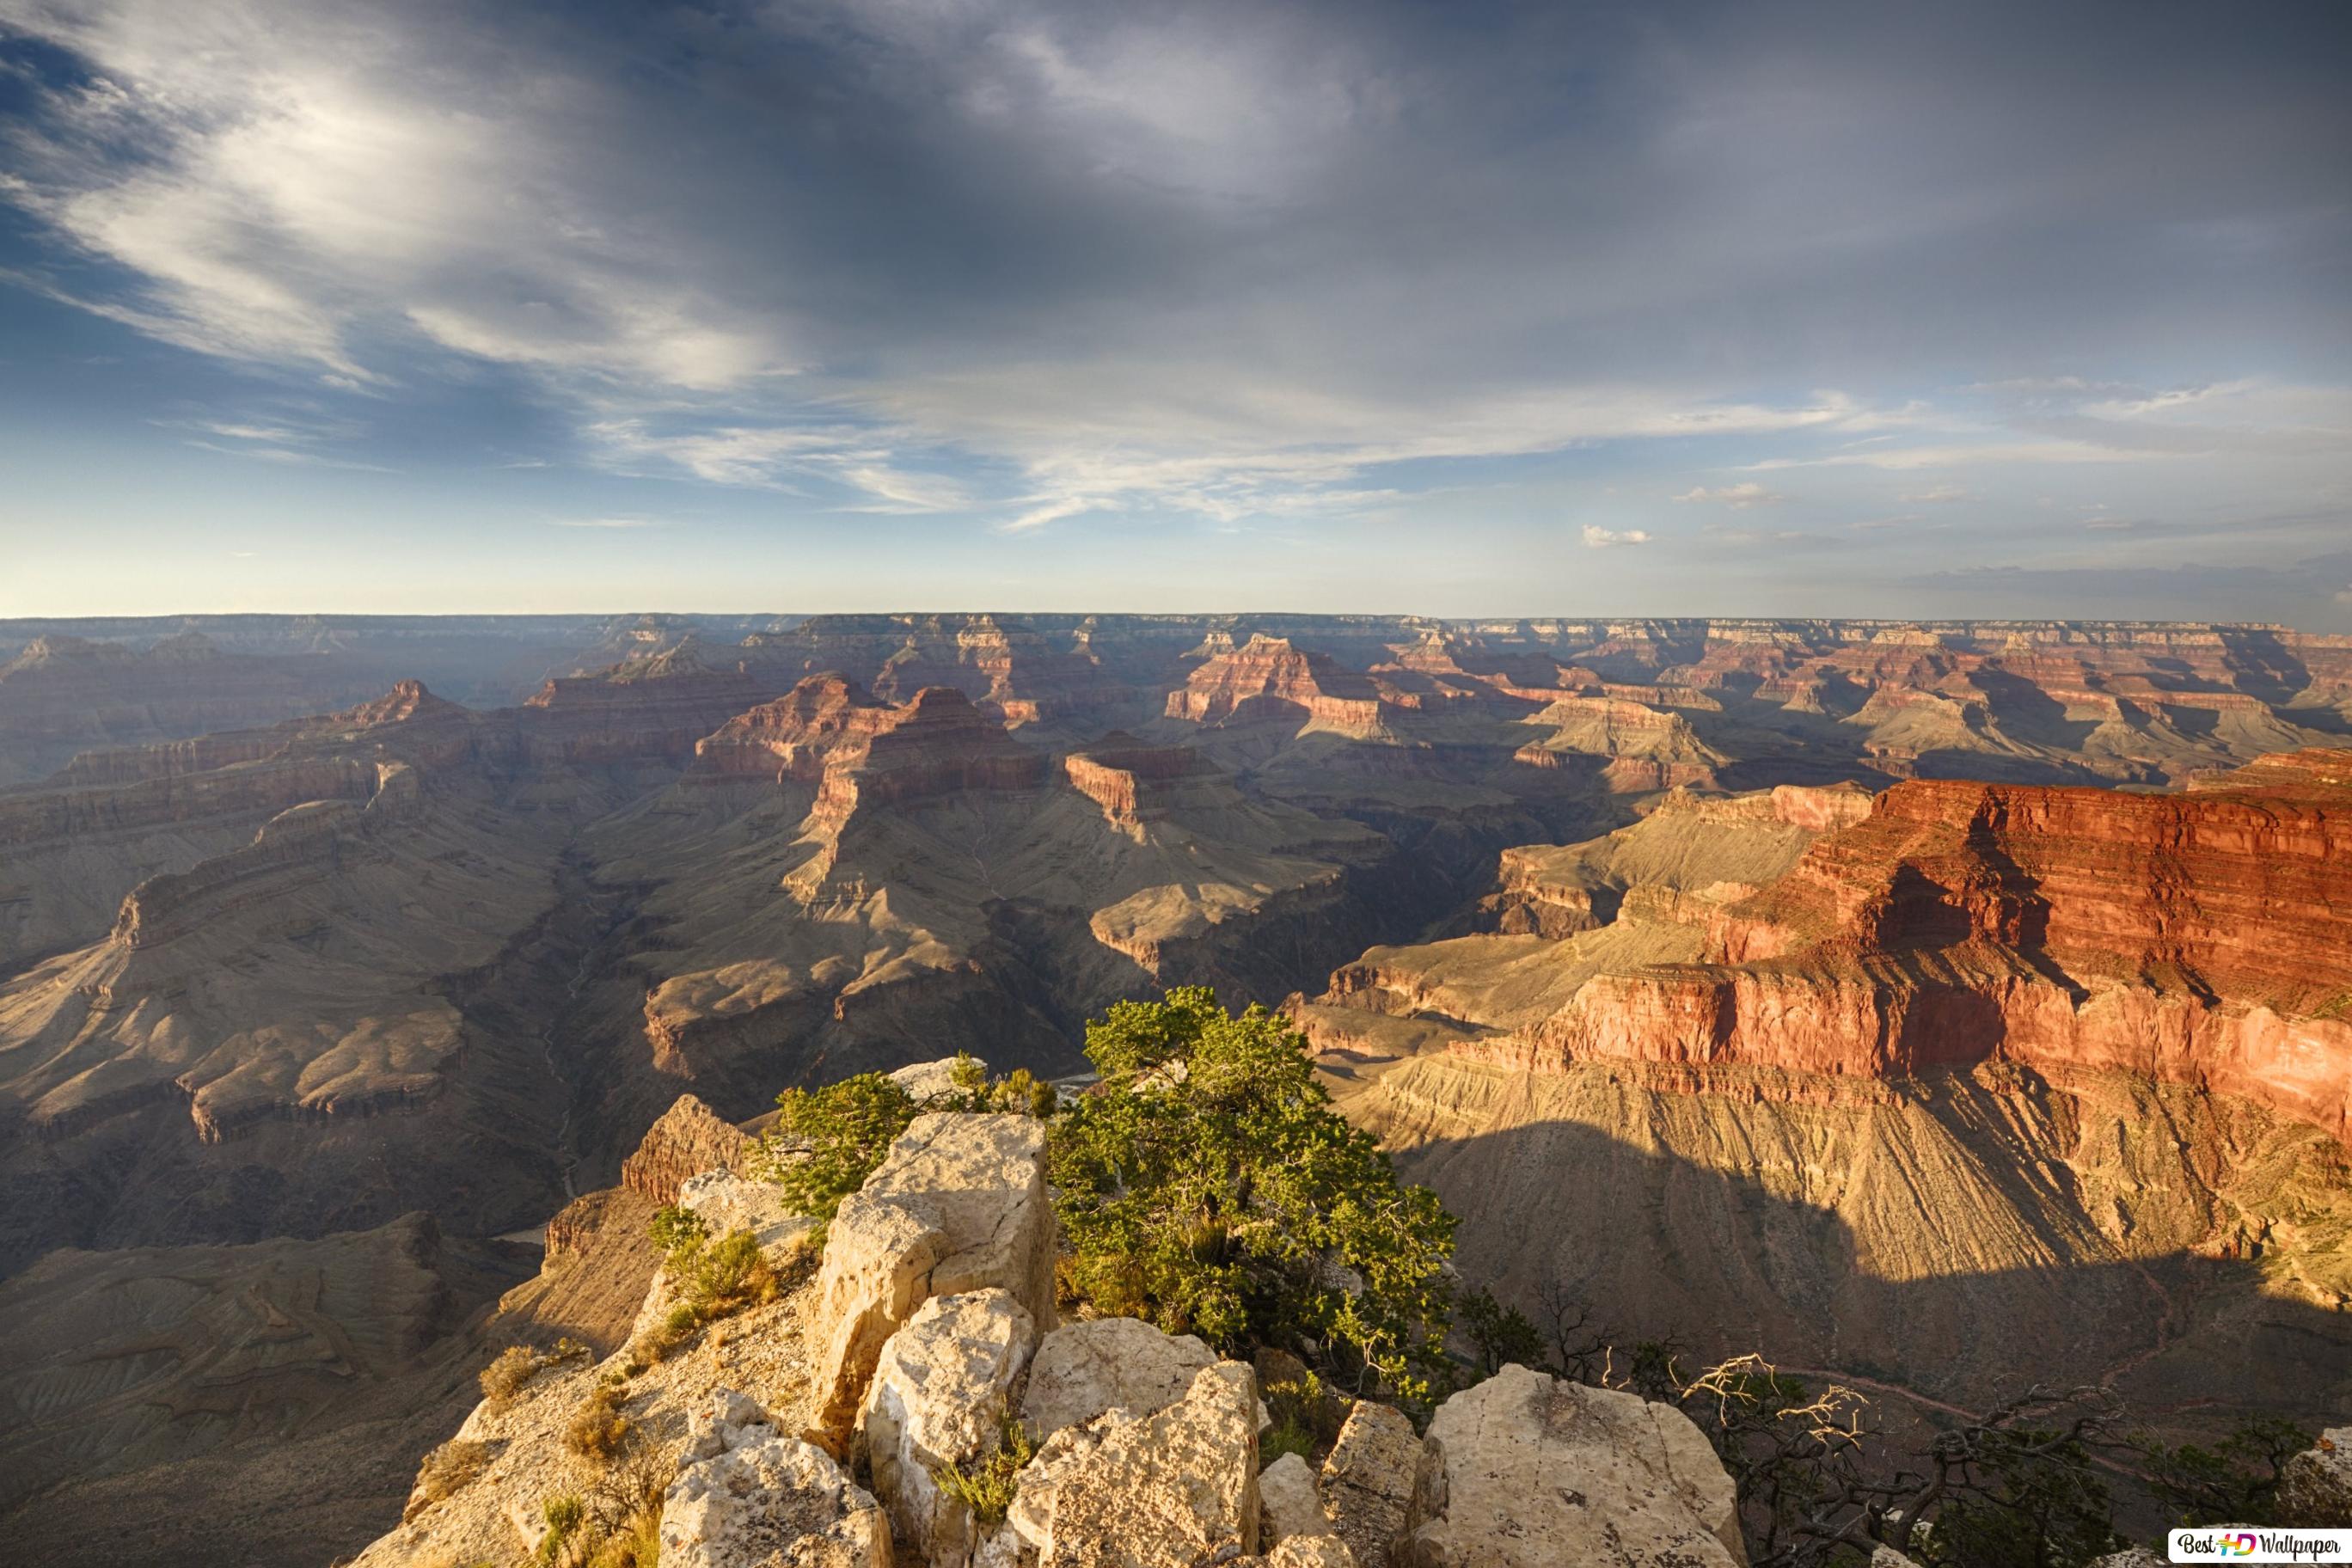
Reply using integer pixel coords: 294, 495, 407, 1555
1673, 481, 1785, 508
582, 419, 972, 514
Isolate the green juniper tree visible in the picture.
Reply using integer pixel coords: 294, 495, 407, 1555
761, 1070, 919, 1242
1047, 987, 1457, 1404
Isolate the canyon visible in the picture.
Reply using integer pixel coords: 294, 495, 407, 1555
2, 612, 2349, 1564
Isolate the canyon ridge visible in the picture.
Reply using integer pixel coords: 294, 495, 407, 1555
2, 611, 2348, 1565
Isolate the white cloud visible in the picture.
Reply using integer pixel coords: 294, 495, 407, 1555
1672, 481, 1785, 508
1745, 440, 2141, 472
834, 464, 971, 515
877, 369, 1897, 533
0, 0, 795, 389
1901, 483, 1969, 503
1581, 524, 1650, 548
584, 419, 969, 514
550, 516, 666, 529
182, 438, 394, 471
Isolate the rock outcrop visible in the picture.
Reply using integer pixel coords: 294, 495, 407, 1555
1259, 1453, 1338, 1544
2279, 1427, 2352, 1528
662, 1419, 892, 1568
995, 1360, 1265, 1566
1512, 693, 1730, 792
1019, 1314, 1219, 1440
805, 1114, 1056, 1451
621, 1093, 758, 1204
1400, 1364, 1746, 1567
864, 1289, 1034, 1567
521, 646, 774, 766
1308, 757, 2352, 1424
329, 1091, 1802, 1568
1484, 751, 2352, 1144
1320, 1399, 1422, 1568
1167, 634, 1392, 736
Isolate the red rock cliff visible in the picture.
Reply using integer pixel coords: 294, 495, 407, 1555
1166, 634, 1388, 733
1472, 750, 2352, 1141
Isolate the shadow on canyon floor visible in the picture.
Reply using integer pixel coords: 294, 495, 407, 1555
1393, 1107, 2352, 1436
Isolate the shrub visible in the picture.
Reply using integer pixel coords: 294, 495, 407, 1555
948, 1053, 1058, 1118
685, 1229, 777, 1316
1259, 1369, 1348, 1466
582, 1510, 663, 1568
648, 1204, 709, 1265
1459, 1286, 1546, 1377
763, 1072, 919, 1240
646, 1205, 778, 1328
1921, 1425, 2119, 1568
2139, 1418, 2313, 1528
566, 1383, 632, 1464
479, 1339, 589, 1408
579, 1449, 672, 1568
1049, 988, 1456, 1403
479, 1345, 554, 1407
1260, 1412, 1317, 1467
936, 1412, 1036, 1527
536, 1494, 584, 1566
406, 1439, 491, 1518
644, 1302, 701, 1362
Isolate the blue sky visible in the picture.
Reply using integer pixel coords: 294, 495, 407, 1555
2, 0, 2349, 622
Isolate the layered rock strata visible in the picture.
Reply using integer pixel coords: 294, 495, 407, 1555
1480, 750, 2352, 1144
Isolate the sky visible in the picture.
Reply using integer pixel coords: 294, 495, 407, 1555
1, 0, 2349, 624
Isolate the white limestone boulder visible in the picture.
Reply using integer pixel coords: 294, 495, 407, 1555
995, 1361, 1262, 1566
661, 1422, 891, 1568
2281, 1427, 2352, 1528
804, 1113, 1054, 1452
1400, 1364, 1747, 1568
890, 1057, 978, 1104
1261, 1451, 1338, 1544
863, 1289, 1036, 1568
680, 1167, 812, 1252
1020, 1314, 1217, 1441
1320, 1400, 1420, 1568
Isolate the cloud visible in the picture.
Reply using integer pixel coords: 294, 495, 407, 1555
1673, 481, 1785, 508
1701, 525, 1821, 548
1901, 483, 1969, 503
583, 419, 971, 514
1581, 525, 1651, 548
834, 464, 971, 515
549, 516, 666, 530
1745, 440, 2140, 472
0, 0, 2348, 603
0, 0, 794, 389
182, 438, 394, 471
